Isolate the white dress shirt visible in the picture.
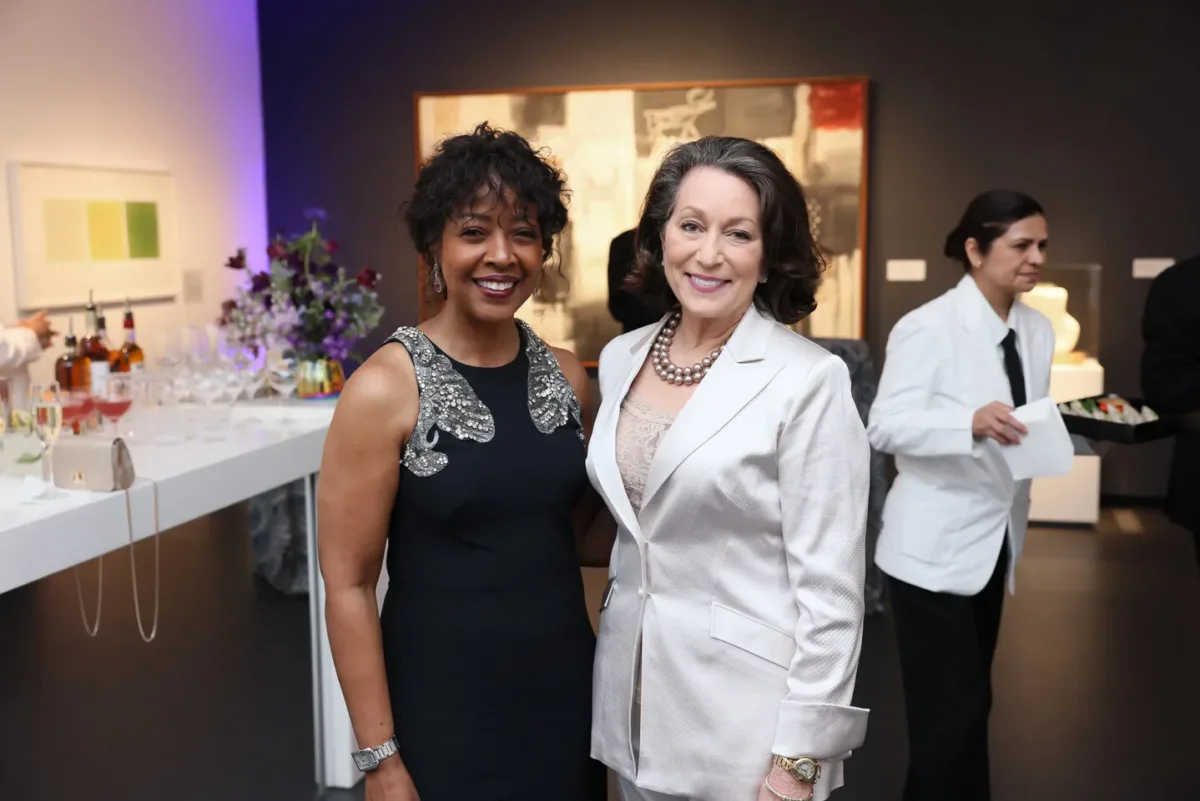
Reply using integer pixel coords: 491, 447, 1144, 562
867, 275, 1055, 596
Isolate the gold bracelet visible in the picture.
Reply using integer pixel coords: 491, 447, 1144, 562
763, 777, 814, 801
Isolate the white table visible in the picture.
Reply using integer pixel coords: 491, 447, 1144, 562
0, 401, 363, 791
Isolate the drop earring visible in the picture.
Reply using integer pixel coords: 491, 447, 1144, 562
431, 261, 444, 293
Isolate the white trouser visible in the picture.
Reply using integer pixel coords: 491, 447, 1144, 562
616, 775, 694, 801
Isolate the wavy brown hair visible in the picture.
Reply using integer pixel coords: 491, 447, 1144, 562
625, 136, 826, 326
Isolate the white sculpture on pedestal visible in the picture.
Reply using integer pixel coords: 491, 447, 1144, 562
1021, 282, 1081, 363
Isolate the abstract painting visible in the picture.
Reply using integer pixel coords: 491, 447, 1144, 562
415, 77, 869, 365
7, 162, 179, 309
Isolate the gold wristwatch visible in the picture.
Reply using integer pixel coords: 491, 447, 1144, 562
773, 754, 821, 783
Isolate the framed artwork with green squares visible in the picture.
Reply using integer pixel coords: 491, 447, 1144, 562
7, 162, 180, 310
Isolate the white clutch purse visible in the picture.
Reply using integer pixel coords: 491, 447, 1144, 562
50, 436, 159, 642
51, 436, 136, 491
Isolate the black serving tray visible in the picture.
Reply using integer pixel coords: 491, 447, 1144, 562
1059, 395, 1175, 444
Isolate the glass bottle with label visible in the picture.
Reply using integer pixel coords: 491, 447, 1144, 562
81, 291, 111, 394
54, 318, 92, 392
97, 309, 114, 355
113, 299, 145, 372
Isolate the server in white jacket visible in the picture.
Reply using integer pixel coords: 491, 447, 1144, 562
588, 137, 870, 801
0, 311, 55, 396
867, 190, 1054, 801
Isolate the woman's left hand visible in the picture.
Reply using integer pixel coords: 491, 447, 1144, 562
758, 765, 814, 801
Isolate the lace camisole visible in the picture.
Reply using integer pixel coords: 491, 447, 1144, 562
615, 396, 676, 515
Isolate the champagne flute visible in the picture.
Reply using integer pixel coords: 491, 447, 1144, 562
29, 382, 64, 500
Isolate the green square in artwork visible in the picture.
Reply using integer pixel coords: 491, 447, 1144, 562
125, 201, 160, 259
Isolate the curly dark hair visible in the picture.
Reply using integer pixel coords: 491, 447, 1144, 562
626, 136, 825, 326
403, 122, 570, 275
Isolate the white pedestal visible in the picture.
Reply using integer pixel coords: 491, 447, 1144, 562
1030, 358, 1104, 525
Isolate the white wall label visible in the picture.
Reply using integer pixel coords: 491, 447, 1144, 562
886, 259, 927, 282
182, 269, 205, 303
1132, 258, 1174, 279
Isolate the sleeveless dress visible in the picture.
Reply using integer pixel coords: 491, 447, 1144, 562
379, 321, 606, 801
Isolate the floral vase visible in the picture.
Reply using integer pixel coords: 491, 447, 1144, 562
296, 358, 345, 400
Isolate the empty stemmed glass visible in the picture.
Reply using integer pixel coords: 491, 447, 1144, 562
28, 382, 65, 500
188, 357, 227, 439
267, 347, 299, 424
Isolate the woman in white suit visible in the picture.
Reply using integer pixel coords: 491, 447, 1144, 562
586, 137, 871, 801
867, 190, 1054, 801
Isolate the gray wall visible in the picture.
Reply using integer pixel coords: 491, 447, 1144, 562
257, 0, 1200, 498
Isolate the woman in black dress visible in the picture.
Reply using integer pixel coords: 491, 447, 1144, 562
317, 123, 609, 801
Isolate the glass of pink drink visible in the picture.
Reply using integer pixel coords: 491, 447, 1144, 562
61, 391, 89, 435
95, 374, 134, 436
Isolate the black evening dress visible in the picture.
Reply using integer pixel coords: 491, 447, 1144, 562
379, 321, 606, 801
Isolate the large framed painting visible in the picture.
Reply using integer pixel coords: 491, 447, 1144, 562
415, 77, 869, 366
7, 162, 180, 310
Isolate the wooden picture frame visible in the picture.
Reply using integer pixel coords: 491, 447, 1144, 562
414, 76, 870, 367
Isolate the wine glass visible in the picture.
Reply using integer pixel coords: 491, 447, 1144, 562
29, 382, 64, 500
95, 374, 134, 437
267, 347, 299, 424
61, 390, 90, 436
155, 326, 186, 373
243, 342, 268, 396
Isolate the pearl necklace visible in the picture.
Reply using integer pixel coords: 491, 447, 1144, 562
651, 312, 725, 386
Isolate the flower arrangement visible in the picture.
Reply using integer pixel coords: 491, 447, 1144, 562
220, 209, 383, 363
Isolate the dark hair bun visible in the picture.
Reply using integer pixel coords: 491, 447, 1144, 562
943, 226, 966, 261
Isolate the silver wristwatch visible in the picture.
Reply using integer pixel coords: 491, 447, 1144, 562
351, 736, 400, 772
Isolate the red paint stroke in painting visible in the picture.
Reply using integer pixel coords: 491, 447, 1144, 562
809, 82, 864, 131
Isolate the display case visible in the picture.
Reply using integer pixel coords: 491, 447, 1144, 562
1024, 263, 1105, 526
1020, 262, 1101, 365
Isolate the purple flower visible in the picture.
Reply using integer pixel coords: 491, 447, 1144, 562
304, 207, 327, 222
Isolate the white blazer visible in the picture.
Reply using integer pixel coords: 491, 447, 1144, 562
867, 275, 1055, 596
587, 306, 871, 801
0, 325, 44, 404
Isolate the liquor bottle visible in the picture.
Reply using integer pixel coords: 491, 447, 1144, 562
97, 308, 113, 353
97, 307, 119, 376
54, 318, 92, 392
112, 298, 144, 372
55, 318, 92, 434
81, 291, 111, 393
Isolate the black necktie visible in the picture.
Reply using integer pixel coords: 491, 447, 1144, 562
1001, 328, 1026, 408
